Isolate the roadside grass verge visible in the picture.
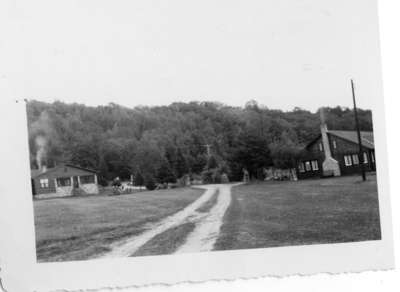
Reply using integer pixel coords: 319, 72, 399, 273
214, 174, 381, 251
133, 222, 196, 256
195, 189, 219, 213
34, 187, 203, 262
133, 188, 220, 257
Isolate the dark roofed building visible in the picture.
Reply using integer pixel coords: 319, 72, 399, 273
297, 124, 376, 179
31, 163, 99, 199
327, 130, 374, 149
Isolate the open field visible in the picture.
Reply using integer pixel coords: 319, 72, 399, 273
33, 174, 381, 262
214, 174, 381, 250
34, 188, 203, 262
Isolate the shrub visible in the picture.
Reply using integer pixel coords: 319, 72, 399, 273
177, 174, 191, 187
144, 175, 156, 190
212, 171, 222, 183
98, 176, 109, 187
134, 172, 145, 186
220, 173, 230, 183
201, 168, 229, 184
201, 169, 214, 184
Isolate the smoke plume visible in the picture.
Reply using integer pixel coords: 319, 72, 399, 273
35, 135, 47, 170
30, 111, 53, 170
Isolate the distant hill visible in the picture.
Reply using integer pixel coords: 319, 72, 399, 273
26, 100, 373, 182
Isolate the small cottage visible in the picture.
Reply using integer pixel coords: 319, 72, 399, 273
31, 163, 99, 199
297, 122, 375, 179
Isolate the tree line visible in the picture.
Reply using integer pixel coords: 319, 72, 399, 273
27, 100, 373, 188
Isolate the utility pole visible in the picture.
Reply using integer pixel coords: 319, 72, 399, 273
203, 144, 212, 158
351, 79, 366, 181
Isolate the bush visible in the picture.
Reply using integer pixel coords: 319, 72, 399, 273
144, 175, 157, 190
201, 169, 214, 184
98, 176, 109, 187
220, 173, 230, 183
207, 155, 218, 169
177, 174, 191, 187
134, 172, 145, 186
201, 168, 229, 184
212, 171, 222, 183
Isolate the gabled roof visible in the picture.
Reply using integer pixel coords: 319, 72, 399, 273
31, 168, 45, 178
63, 164, 97, 174
31, 163, 97, 179
305, 130, 374, 150
328, 130, 374, 149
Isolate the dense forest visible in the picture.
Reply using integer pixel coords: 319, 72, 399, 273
26, 100, 373, 187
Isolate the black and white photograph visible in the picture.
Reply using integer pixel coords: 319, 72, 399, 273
0, 0, 395, 291
26, 92, 381, 262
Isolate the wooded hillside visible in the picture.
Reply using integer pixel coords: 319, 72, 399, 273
26, 100, 373, 185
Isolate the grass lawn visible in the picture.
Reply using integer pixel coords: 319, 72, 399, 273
214, 174, 381, 251
132, 189, 221, 256
34, 187, 203, 262
133, 222, 196, 257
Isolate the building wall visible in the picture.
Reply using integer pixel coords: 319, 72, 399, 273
32, 165, 99, 197
35, 186, 71, 199
32, 177, 56, 195
55, 185, 74, 197
296, 136, 324, 179
297, 134, 375, 179
79, 183, 99, 194
329, 134, 375, 175
35, 180, 98, 199
308, 137, 325, 154
78, 174, 99, 194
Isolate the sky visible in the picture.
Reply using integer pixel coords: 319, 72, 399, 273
0, 0, 383, 111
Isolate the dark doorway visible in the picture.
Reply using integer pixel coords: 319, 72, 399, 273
73, 176, 79, 188
31, 179, 36, 196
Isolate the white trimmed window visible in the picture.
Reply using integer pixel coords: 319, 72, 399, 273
298, 163, 305, 173
39, 178, 49, 188
319, 143, 323, 151
344, 155, 352, 166
311, 160, 319, 171
305, 161, 311, 171
363, 152, 368, 164
352, 154, 359, 165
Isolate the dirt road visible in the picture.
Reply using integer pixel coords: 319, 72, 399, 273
100, 183, 240, 258
175, 184, 238, 253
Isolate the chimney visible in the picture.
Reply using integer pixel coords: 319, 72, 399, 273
320, 110, 332, 159
319, 108, 341, 177
41, 165, 47, 173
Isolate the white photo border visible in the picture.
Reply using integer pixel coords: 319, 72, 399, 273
0, 89, 394, 292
